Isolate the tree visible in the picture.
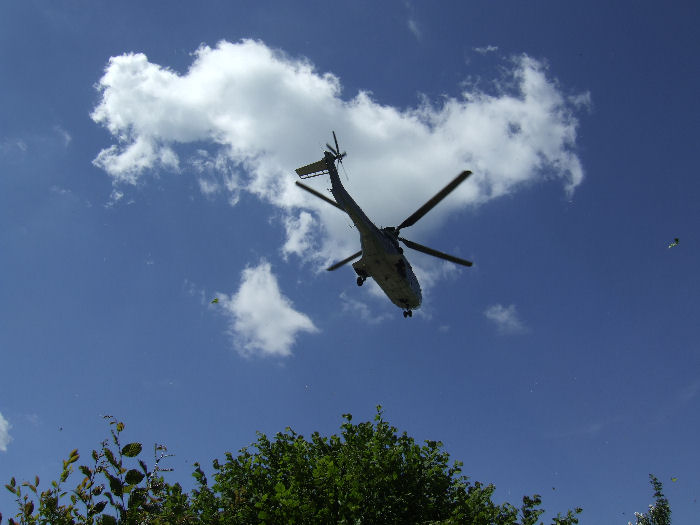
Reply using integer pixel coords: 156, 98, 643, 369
3, 408, 583, 524
631, 475, 671, 525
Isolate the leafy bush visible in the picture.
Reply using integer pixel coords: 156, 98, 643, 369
4, 408, 584, 524
631, 475, 671, 525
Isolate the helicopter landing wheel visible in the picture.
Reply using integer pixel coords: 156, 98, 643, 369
357, 277, 365, 286
403, 310, 413, 318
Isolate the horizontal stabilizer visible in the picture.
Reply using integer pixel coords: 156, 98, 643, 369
295, 159, 329, 179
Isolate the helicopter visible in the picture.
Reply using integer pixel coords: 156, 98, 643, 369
295, 132, 473, 318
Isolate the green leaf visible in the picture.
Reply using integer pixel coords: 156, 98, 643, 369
104, 447, 119, 469
21, 482, 37, 495
107, 474, 123, 497
90, 500, 107, 515
121, 442, 143, 458
125, 469, 145, 486
116, 422, 124, 433
68, 449, 80, 463
128, 487, 146, 509
101, 514, 118, 525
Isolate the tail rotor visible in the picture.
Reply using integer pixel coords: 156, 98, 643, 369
296, 131, 347, 179
326, 131, 347, 164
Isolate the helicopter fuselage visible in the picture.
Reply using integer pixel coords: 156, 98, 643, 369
296, 133, 472, 317
323, 152, 422, 311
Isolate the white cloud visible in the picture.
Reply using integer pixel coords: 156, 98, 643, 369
197, 177, 221, 196
190, 149, 242, 205
54, 125, 72, 147
407, 18, 421, 40
339, 291, 391, 324
0, 138, 28, 159
91, 38, 588, 285
0, 412, 12, 452
474, 45, 499, 55
182, 278, 207, 305
217, 261, 318, 357
104, 188, 125, 208
282, 211, 317, 259
484, 303, 527, 334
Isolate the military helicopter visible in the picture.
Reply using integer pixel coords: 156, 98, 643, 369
295, 132, 473, 318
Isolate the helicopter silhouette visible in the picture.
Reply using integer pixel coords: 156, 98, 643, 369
295, 132, 473, 318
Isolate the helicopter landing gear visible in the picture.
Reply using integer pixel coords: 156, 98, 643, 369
356, 276, 366, 286
403, 310, 413, 318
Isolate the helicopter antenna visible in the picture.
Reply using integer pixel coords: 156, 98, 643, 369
340, 159, 350, 181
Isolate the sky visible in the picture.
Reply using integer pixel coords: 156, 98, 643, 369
1, 1, 699, 522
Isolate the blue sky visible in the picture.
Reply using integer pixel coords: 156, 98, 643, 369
1, 1, 699, 522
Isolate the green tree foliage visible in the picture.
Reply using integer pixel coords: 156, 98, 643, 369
3, 408, 585, 524
631, 475, 671, 525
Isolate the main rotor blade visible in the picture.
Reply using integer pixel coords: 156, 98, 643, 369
397, 170, 472, 230
295, 181, 344, 212
326, 250, 362, 271
399, 237, 473, 267
326, 143, 339, 155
